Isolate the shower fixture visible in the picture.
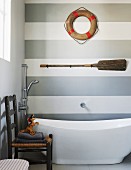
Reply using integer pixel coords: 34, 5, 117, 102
80, 102, 89, 112
18, 64, 39, 112
80, 102, 87, 108
26, 80, 39, 95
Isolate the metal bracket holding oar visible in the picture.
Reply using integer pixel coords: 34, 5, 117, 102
40, 59, 127, 71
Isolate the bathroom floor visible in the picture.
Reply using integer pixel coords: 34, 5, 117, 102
29, 153, 131, 170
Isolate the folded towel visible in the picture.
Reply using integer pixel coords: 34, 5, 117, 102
17, 132, 44, 140
16, 138, 45, 143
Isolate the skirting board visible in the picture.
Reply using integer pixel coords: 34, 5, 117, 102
25, 59, 130, 77
27, 96, 131, 114
25, 22, 131, 40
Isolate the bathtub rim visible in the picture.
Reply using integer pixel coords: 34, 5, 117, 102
35, 117, 131, 130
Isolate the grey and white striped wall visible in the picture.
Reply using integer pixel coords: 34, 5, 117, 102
25, 0, 131, 119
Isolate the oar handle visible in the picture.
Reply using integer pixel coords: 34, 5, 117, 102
40, 64, 97, 68
40, 64, 48, 67
40, 64, 78, 68
84, 64, 97, 67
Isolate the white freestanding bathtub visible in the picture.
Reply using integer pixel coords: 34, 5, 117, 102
34, 118, 131, 164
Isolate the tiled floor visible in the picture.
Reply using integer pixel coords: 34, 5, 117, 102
29, 153, 131, 170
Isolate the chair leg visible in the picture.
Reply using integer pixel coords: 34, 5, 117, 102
14, 148, 18, 158
49, 134, 53, 166
8, 145, 12, 159
47, 143, 52, 170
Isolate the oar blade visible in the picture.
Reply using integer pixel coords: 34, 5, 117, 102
97, 59, 127, 71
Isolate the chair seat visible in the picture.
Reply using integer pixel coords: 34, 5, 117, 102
0, 159, 29, 170
12, 142, 47, 148
12, 136, 52, 148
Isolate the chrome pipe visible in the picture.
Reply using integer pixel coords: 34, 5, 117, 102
19, 64, 39, 113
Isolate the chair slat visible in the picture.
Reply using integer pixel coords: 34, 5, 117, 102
10, 109, 15, 116
11, 123, 16, 129
18, 148, 47, 152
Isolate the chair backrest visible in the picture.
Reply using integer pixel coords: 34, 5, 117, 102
5, 95, 18, 149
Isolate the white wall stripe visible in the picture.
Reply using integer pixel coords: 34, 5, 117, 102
25, 22, 131, 40
25, 59, 131, 77
25, 0, 131, 4
28, 96, 131, 114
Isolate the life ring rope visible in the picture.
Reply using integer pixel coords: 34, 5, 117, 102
64, 7, 98, 44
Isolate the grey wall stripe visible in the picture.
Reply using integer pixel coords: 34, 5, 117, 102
25, 40, 131, 59
27, 77, 131, 96
25, 4, 131, 22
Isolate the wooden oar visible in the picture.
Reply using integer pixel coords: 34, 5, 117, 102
40, 59, 127, 71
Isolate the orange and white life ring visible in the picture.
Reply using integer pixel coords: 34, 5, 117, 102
65, 8, 98, 41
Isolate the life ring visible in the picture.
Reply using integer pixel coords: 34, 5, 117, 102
65, 8, 98, 41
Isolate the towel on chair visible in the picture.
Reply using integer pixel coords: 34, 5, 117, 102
15, 138, 45, 143
17, 132, 44, 140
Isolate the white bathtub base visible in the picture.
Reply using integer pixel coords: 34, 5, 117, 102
35, 118, 131, 165
54, 158, 124, 165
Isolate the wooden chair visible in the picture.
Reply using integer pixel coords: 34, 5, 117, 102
5, 95, 52, 170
